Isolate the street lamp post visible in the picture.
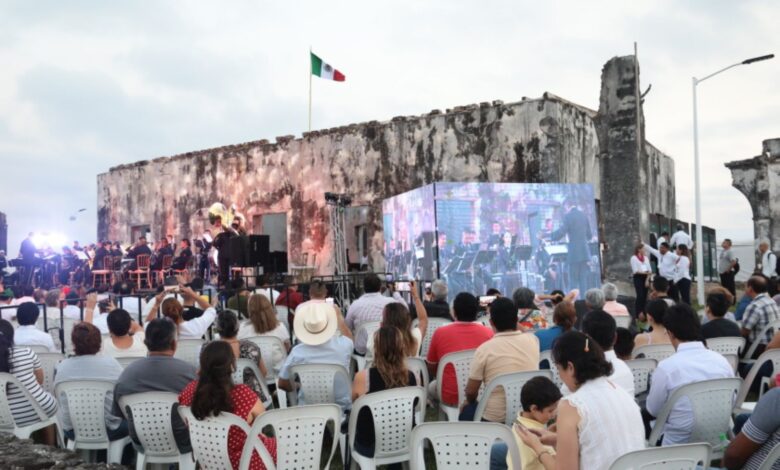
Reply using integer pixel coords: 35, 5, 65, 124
692, 54, 774, 307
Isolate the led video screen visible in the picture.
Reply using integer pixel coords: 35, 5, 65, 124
383, 183, 601, 300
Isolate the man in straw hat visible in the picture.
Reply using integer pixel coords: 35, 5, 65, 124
278, 301, 354, 412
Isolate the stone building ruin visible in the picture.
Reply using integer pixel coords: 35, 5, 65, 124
97, 55, 677, 283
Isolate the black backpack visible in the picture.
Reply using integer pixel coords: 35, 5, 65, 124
733, 258, 740, 274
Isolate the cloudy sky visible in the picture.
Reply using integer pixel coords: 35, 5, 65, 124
1, 0, 778, 254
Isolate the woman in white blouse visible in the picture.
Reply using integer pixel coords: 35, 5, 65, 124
630, 244, 652, 321
516, 331, 644, 470
674, 244, 692, 305
146, 286, 216, 339
237, 293, 291, 372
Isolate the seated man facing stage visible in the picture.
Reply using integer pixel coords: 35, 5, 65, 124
171, 239, 192, 270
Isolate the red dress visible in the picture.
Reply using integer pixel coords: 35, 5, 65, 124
179, 381, 277, 470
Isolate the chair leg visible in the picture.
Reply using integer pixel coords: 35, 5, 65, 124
179, 453, 196, 470
108, 441, 125, 464
135, 452, 146, 470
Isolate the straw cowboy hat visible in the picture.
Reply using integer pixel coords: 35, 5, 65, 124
293, 301, 338, 346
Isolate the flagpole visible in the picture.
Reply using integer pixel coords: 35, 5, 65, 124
308, 47, 312, 132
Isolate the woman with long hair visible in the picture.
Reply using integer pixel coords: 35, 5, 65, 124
630, 244, 652, 321
237, 293, 291, 371
366, 280, 427, 360
534, 301, 577, 352
179, 341, 276, 470
674, 244, 692, 305
352, 326, 417, 459
146, 285, 216, 339
516, 331, 644, 469
0, 319, 58, 444
213, 310, 268, 401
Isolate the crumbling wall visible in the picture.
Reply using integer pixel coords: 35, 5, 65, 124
726, 138, 780, 256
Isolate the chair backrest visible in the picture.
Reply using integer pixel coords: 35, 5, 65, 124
539, 350, 563, 388
355, 320, 381, 347
410, 422, 521, 470
744, 320, 780, 360
178, 406, 274, 470
721, 353, 739, 373
173, 338, 205, 366
253, 404, 340, 469
27, 345, 49, 353
348, 386, 426, 462
414, 317, 452, 358
647, 377, 742, 448
136, 254, 151, 270
115, 356, 143, 368
36, 352, 64, 395
614, 315, 632, 329
757, 441, 780, 470
288, 363, 351, 405
436, 349, 476, 406
632, 344, 675, 362
161, 255, 173, 270
243, 336, 287, 380
405, 357, 430, 391
625, 358, 658, 396
118, 392, 181, 459
706, 336, 745, 356
61, 317, 78, 355
735, 349, 780, 412
609, 442, 711, 470
233, 358, 273, 409
474, 370, 553, 425
0, 372, 51, 433
55, 380, 116, 445
274, 305, 290, 332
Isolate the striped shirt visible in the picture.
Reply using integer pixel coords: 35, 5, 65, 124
7, 347, 57, 427
743, 293, 780, 344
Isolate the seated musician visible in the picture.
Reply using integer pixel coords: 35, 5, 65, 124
171, 239, 192, 271
92, 241, 111, 271
150, 238, 174, 271
126, 237, 152, 271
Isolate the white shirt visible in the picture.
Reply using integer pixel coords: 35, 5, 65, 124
0, 302, 16, 322
92, 313, 110, 335
673, 256, 691, 282
101, 333, 147, 358
62, 305, 83, 321
761, 250, 777, 278
177, 306, 217, 340
645, 342, 734, 446
253, 288, 281, 303
644, 244, 679, 281
565, 377, 645, 470
11, 296, 35, 306
346, 292, 407, 354
669, 230, 693, 249
237, 321, 290, 372
630, 255, 652, 275
657, 236, 667, 247
14, 325, 57, 352
561, 350, 635, 397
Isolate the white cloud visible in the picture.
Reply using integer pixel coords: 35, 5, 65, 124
0, 0, 777, 253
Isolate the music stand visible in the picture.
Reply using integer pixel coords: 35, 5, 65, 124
473, 250, 496, 266
513, 245, 533, 261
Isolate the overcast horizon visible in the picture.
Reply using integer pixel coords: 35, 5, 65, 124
2, 0, 778, 254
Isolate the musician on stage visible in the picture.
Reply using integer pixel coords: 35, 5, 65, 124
231, 216, 248, 236
92, 241, 111, 271
150, 237, 174, 271
550, 198, 594, 295
211, 215, 236, 287
126, 236, 152, 271
172, 239, 192, 270
487, 222, 504, 250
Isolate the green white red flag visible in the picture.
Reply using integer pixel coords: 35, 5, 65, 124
310, 52, 345, 81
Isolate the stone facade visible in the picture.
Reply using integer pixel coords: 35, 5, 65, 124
97, 55, 676, 282
726, 138, 780, 258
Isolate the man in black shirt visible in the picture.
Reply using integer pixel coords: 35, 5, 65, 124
702, 287, 741, 340
126, 237, 152, 271
171, 239, 193, 270
423, 279, 452, 319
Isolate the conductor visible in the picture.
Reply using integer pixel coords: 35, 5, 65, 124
551, 198, 593, 295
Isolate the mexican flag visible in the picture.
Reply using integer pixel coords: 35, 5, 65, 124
311, 52, 345, 82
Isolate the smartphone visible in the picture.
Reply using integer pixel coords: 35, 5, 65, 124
479, 295, 497, 307
164, 285, 178, 292
325, 297, 334, 305
395, 281, 411, 292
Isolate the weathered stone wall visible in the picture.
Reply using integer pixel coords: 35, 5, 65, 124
97, 56, 676, 281
726, 138, 780, 259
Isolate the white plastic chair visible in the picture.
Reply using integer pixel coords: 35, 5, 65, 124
274, 305, 291, 334
742, 320, 780, 363
352, 321, 381, 373
734, 349, 780, 415
61, 317, 78, 355
27, 345, 50, 353
55, 380, 132, 464
348, 386, 426, 470
757, 441, 780, 470
474, 370, 553, 425
233, 358, 273, 409
115, 356, 143, 368
405, 357, 430, 392
0, 372, 58, 438
409, 421, 521, 470
625, 358, 657, 396
609, 442, 711, 470
539, 350, 563, 388
250, 404, 340, 470
178, 406, 276, 470
435, 349, 476, 421
117, 392, 195, 470
614, 315, 632, 329
647, 377, 742, 459
722, 353, 739, 373
632, 344, 675, 362
706, 336, 745, 356
36, 352, 64, 395
243, 335, 289, 408
414, 317, 452, 358
173, 338, 205, 366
